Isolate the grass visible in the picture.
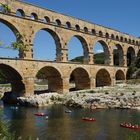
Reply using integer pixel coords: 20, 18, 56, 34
127, 79, 140, 84
126, 132, 140, 140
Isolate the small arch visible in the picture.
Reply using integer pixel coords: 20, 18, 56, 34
99, 31, 103, 37
84, 27, 88, 33
30, 12, 38, 20
105, 33, 109, 38
69, 67, 90, 91
111, 34, 115, 39
16, 9, 25, 17
115, 70, 125, 84
44, 16, 50, 23
35, 66, 63, 93
75, 24, 80, 31
120, 36, 123, 42
124, 38, 127, 43
116, 35, 119, 41
132, 40, 135, 45
127, 47, 135, 66
129, 39, 131, 44
91, 29, 96, 35
55, 19, 61, 26
65, 21, 71, 28
96, 69, 111, 87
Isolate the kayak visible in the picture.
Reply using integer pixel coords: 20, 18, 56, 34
120, 124, 140, 130
65, 110, 72, 113
34, 113, 45, 116
82, 117, 96, 122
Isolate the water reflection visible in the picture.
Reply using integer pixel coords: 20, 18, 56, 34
1, 103, 140, 140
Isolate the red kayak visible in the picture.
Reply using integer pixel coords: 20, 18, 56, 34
82, 117, 96, 122
34, 113, 45, 116
120, 124, 140, 130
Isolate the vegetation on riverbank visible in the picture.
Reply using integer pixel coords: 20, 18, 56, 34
127, 56, 140, 79
0, 110, 15, 140
126, 132, 140, 140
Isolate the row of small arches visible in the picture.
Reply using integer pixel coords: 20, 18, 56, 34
1, 7, 139, 46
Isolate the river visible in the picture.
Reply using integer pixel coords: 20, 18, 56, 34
1, 102, 140, 140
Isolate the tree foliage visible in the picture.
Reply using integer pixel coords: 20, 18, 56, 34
0, 3, 11, 13
11, 33, 29, 51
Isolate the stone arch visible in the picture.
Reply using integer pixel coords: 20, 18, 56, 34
84, 27, 88, 33
116, 35, 119, 41
132, 40, 135, 45
33, 28, 62, 61
96, 69, 111, 87
44, 16, 50, 23
113, 44, 124, 66
91, 29, 96, 35
0, 18, 19, 36
35, 66, 63, 93
120, 36, 123, 42
65, 21, 71, 28
16, 9, 25, 17
125, 38, 127, 43
75, 24, 80, 31
55, 19, 61, 26
111, 34, 115, 39
115, 70, 125, 84
99, 31, 103, 37
67, 35, 89, 63
105, 33, 109, 38
30, 12, 38, 20
136, 41, 139, 45
69, 67, 90, 91
0, 18, 23, 58
127, 47, 135, 66
129, 39, 131, 44
93, 40, 110, 64
0, 64, 25, 96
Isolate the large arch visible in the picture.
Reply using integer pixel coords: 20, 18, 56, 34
0, 18, 19, 35
33, 28, 62, 61
96, 69, 111, 87
0, 18, 21, 58
69, 67, 90, 91
127, 47, 135, 66
35, 66, 63, 93
67, 35, 89, 63
93, 40, 110, 64
0, 64, 25, 95
115, 70, 125, 84
113, 44, 124, 66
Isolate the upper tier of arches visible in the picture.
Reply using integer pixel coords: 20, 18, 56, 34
0, 0, 139, 46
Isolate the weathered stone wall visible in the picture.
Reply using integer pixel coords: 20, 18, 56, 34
0, 0, 139, 97
0, 58, 127, 96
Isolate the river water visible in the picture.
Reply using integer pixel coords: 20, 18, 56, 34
1, 102, 140, 140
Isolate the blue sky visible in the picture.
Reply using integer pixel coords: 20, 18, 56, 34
0, 0, 140, 60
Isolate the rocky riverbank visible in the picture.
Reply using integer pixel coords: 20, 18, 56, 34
13, 84, 140, 109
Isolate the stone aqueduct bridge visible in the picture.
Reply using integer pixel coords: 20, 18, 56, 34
0, 0, 140, 96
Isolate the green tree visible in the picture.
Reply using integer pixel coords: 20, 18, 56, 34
11, 33, 29, 51
0, 3, 11, 13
